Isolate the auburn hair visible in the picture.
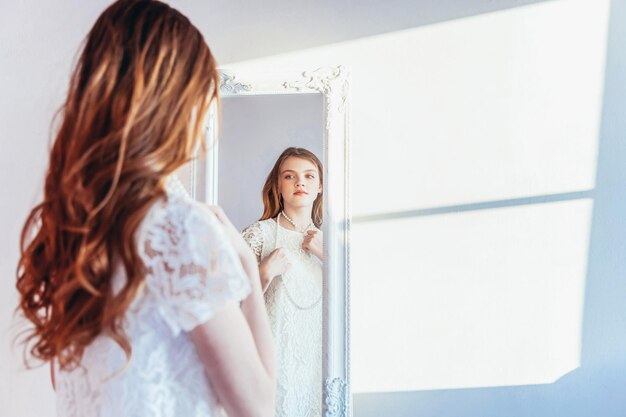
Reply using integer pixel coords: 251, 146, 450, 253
15, 0, 220, 370
260, 147, 323, 228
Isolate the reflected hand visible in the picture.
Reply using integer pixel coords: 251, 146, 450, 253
259, 248, 291, 292
302, 230, 323, 260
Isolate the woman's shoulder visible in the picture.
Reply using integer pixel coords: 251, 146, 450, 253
139, 181, 218, 243
242, 218, 276, 233
257, 218, 278, 228
241, 218, 277, 251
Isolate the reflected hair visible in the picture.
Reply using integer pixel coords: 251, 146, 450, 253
15, 0, 220, 370
260, 147, 323, 228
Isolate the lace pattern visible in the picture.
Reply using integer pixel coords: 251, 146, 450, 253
55, 175, 249, 417
242, 218, 323, 417
242, 222, 263, 259
140, 190, 251, 336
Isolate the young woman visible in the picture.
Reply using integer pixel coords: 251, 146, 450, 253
15, 2, 274, 417
242, 147, 324, 417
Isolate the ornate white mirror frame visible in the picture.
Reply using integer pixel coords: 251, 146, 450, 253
187, 66, 352, 417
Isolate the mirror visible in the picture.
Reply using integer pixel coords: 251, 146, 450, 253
179, 66, 352, 417
222, 92, 325, 417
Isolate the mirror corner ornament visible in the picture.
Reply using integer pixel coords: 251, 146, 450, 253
219, 71, 253, 94
283, 66, 350, 129
323, 377, 347, 417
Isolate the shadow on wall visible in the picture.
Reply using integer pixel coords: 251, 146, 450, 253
354, 363, 626, 417
191, 0, 553, 64
353, 0, 626, 416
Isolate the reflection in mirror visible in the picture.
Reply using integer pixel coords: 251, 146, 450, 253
194, 66, 351, 417
218, 93, 325, 417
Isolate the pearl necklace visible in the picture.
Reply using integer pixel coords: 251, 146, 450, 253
276, 212, 322, 310
281, 210, 313, 233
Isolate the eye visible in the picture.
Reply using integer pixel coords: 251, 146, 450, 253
284, 174, 294, 179
306, 174, 316, 179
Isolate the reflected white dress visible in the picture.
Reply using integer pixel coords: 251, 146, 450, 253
243, 216, 323, 417
55, 176, 251, 417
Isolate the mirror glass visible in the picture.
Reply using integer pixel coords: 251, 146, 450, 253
219, 92, 325, 417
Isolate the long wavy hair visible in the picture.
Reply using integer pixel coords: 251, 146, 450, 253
15, 0, 220, 370
260, 147, 323, 228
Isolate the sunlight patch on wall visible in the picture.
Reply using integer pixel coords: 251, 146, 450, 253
226, 0, 609, 217
351, 199, 592, 393
225, 0, 608, 393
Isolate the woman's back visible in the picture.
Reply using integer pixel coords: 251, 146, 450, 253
17, 2, 275, 416
56, 177, 251, 417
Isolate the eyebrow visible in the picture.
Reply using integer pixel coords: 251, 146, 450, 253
281, 169, 318, 174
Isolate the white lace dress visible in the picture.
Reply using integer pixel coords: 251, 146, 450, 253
55, 176, 251, 417
242, 216, 323, 417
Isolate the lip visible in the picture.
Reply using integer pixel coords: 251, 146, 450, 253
293, 191, 308, 196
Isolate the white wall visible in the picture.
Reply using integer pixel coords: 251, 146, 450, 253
0, 2, 109, 417
225, 0, 608, 388
220, 0, 626, 415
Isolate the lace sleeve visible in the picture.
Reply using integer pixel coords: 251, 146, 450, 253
242, 222, 263, 262
139, 200, 251, 336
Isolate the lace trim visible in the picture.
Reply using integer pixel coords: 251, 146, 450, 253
242, 222, 264, 260
138, 190, 251, 336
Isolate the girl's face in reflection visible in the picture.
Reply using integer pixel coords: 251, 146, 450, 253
279, 157, 322, 210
